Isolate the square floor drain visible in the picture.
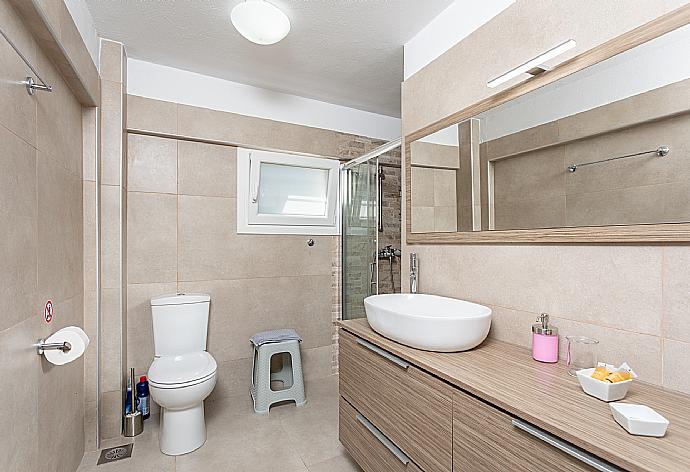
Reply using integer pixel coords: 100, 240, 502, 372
97, 444, 133, 465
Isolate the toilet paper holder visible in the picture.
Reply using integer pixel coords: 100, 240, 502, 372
36, 339, 72, 355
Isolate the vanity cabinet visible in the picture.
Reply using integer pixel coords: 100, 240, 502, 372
452, 390, 594, 472
339, 329, 616, 472
339, 329, 453, 472
338, 319, 690, 472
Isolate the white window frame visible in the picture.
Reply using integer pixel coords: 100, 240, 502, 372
237, 148, 340, 235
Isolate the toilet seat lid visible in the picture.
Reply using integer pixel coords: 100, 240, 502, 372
148, 351, 217, 385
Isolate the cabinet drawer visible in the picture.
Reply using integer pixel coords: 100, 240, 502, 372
340, 397, 423, 472
453, 390, 618, 472
339, 330, 452, 472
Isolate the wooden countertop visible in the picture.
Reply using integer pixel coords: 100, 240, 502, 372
337, 318, 690, 472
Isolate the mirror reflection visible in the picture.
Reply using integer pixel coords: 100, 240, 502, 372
410, 24, 690, 233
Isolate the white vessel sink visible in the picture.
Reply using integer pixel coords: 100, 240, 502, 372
363, 294, 492, 352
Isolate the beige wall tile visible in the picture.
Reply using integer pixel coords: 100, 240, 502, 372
83, 288, 97, 403
82, 181, 97, 293
486, 305, 534, 348
0, 125, 37, 332
410, 206, 434, 233
493, 196, 566, 230
127, 192, 177, 284
100, 80, 124, 186
84, 400, 97, 452
99, 389, 122, 440
434, 206, 457, 232
663, 339, 690, 395
100, 288, 123, 394
0, 1, 37, 146
486, 121, 559, 160
493, 146, 565, 203
35, 50, 83, 178
564, 113, 690, 195
207, 357, 253, 401
127, 134, 177, 194
126, 95, 178, 135
127, 282, 178, 374
37, 152, 83, 303
82, 107, 97, 182
302, 345, 334, 380
411, 166, 434, 207
99, 184, 121, 289
177, 103, 340, 157
410, 140, 459, 168
662, 247, 690, 343
178, 195, 332, 281
419, 244, 663, 335
99, 39, 124, 84
433, 168, 457, 207
178, 140, 237, 197
551, 317, 662, 385
0, 316, 39, 472
178, 276, 332, 363
565, 184, 664, 227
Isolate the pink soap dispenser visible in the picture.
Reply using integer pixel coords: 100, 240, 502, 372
532, 313, 559, 363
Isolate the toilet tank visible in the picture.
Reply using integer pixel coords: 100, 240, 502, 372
150, 293, 211, 356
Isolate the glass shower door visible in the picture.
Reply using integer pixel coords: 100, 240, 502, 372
342, 158, 378, 320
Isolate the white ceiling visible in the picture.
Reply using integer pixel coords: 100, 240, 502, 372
85, 0, 453, 117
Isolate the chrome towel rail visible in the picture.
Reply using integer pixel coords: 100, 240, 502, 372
568, 146, 669, 173
0, 25, 53, 95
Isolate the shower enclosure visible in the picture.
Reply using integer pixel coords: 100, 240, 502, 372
341, 138, 402, 320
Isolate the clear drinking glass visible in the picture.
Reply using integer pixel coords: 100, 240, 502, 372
565, 336, 599, 376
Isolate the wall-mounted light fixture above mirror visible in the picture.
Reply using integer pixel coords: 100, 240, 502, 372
406, 12, 690, 243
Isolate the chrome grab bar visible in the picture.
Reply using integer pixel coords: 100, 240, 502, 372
355, 338, 410, 370
356, 413, 411, 465
512, 419, 621, 472
36, 339, 72, 356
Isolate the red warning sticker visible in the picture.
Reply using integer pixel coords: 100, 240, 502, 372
44, 300, 53, 323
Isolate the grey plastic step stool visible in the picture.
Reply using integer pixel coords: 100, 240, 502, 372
250, 329, 306, 414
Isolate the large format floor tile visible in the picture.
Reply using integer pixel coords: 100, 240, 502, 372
77, 375, 361, 472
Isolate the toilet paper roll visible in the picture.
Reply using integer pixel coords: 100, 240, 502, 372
59, 326, 90, 350
43, 328, 87, 366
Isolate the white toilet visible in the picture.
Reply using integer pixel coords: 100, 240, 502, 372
148, 293, 217, 456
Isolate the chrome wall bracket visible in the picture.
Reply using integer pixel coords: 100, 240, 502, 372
36, 338, 71, 356
24, 76, 53, 95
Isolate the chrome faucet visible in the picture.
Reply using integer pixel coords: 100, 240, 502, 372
409, 253, 418, 294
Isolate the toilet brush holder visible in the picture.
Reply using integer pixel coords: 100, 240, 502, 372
124, 410, 143, 437
124, 366, 143, 437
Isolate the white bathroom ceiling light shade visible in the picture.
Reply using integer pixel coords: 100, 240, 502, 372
487, 39, 577, 88
231, 0, 291, 45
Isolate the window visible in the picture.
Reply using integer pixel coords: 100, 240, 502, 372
237, 148, 340, 234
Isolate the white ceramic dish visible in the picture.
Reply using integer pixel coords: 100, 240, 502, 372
610, 403, 669, 437
576, 368, 632, 402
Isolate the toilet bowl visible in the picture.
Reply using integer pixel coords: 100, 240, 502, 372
148, 293, 217, 456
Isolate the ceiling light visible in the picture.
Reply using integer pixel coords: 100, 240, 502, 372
231, 0, 290, 45
487, 39, 576, 88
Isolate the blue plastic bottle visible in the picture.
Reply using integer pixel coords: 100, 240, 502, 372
136, 376, 150, 420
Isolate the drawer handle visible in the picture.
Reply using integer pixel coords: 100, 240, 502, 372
356, 338, 410, 370
356, 413, 411, 465
512, 419, 621, 472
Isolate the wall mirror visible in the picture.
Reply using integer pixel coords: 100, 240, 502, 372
407, 21, 690, 242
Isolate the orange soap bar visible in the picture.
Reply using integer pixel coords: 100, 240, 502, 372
606, 371, 632, 383
591, 367, 610, 381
